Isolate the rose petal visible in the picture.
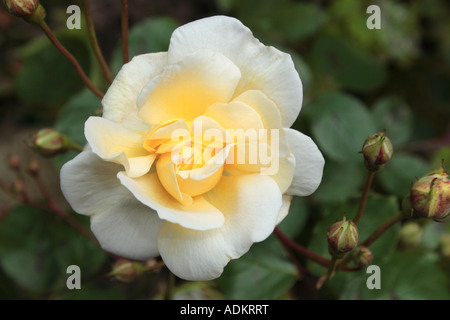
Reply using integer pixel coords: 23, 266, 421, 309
117, 172, 225, 231
157, 174, 282, 280
168, 16, 302, 127
91, 198, 162, 260
138, 50, 241, 126
285, 128, 325, 196
85, 116, 154, 178
102, 53, 167, 131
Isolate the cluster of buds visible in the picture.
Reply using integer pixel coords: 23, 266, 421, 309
108, 259, 161, 283
361, 130, 394, 172
327, 215, 359, 258
28, 128, 71, 157
2, 0, 45, 24
408, 161, 450, 222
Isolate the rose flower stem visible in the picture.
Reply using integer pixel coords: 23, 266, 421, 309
362, 212, 405, 247
353, 171, 375, 225
274, 227, 307, 280
38, 21, 105, 99
274, 227, 357, 272
82, 0, 113, 84
120, 0, 129, 64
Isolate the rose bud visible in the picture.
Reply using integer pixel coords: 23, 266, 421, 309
352, 245, 373, 268
29, 128, 71, 157
7, 154, 21, 171
108, 259, 146, 283
361, 131, 393, 171
410, 162, 450, 222
3, 0, 39, 17
398, 221, 423, 250
327, 215, 359, 258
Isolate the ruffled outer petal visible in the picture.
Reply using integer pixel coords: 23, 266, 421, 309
60, 151, 161, 259
285, 129, 325, 197
168, 16, 302, 128
157, 174, 282, 280
102, 53, 167, 131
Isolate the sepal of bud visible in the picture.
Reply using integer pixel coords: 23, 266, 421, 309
29, 128, 71, 157
410, 161, 450, 222
362, 131, 394, 171
3, 0, 39, 17
327, 215, 359, 258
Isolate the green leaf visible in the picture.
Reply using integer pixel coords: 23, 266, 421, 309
313, 160, 366, 204
216, 235, 297, 299
110, 17, 179, 74
305, 92, 377, 162
53, 89, 101, 168
310, 34, 387, 92
377, 153, 430, 198
338, 252, 450, 300
0, 205, 107, 293
15, 34, 91, 108
371, 96, 414, 146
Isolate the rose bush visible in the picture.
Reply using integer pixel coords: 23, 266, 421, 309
60, 15, 325, 281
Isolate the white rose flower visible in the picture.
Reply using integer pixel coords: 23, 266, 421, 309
60, 15, 325, 281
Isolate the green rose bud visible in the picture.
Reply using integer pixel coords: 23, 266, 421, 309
410, 162, 450, 222
361, 131, 394, 171
352, 245, 373, 268
327, 215, 359, 258
29, 128, 71, 157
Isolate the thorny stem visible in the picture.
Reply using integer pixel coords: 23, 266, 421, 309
82, 0, 113, 84
39, 21, 105, 99
120, 0, 129, 64
353, 171, 375, 225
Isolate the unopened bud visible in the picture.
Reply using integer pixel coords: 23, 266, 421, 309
12, 179, 26, 194
7, 154, 21, 171
410, 161, 450, 222
327, 215, 359, 258
29, 128, 71, 157
3, 0, 39, 17
361, 131, 394, 171
108, 259, 146, 283
398, 221, 423, 250
27, 159, 39, 176
353, 245, 373, 268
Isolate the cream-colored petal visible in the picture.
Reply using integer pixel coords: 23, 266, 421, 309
285, 129, 325, 197
204, 101, 264, 131
168, 16, 302, 128
117, 172, 225, 231
158, 174, 282, 280
85, 116, 147, 159
102, 53, 167, 131
85, 116, 153, 178
138, 50, 241, 126
91, 197, 162, 260
276, 195, 293, 225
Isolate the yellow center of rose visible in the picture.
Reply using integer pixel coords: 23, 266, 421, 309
143, 119, 228, 205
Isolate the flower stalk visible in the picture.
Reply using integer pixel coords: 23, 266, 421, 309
82, 0, 113, 84
120, 0, 129, 64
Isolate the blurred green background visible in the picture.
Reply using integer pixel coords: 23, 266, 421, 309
0, 0, 449, 299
